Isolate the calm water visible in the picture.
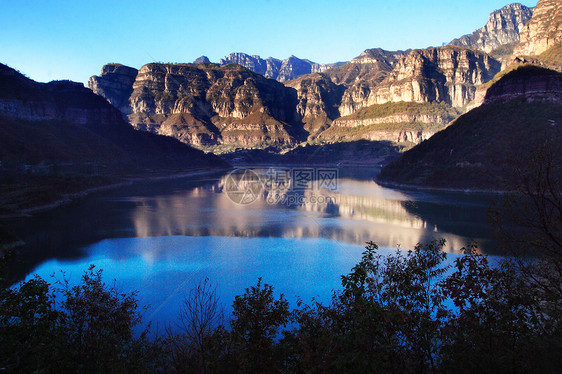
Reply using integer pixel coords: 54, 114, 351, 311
6, 167, 500, 328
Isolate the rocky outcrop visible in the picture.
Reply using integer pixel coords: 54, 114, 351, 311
449, 3, 533, 55
513, 0, 562, 56
324, 48, 408, 86
87, 64, 138, 114
370, 47, 501, 109
315, 101, 458, 145
219, 53, 341, 81
283, 73, 345, 134
90, 62, 300, 149
193, 56, 210, 64
321, 48, 409, 116
331, 113, 454, 128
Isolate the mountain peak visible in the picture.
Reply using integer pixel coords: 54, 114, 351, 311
449, 3, 533, 57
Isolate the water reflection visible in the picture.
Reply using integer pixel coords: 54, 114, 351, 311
129, 169, 495, 253
5, 167, 498, 285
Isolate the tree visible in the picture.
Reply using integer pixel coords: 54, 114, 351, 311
56, 265, 155, 373
0, 275, 62, 372
166, 278, 225, 374
230, 277, 290, 374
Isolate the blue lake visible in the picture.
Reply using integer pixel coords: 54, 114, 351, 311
6, 167, 500, 328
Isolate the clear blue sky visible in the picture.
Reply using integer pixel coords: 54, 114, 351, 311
0, 0, 536, 84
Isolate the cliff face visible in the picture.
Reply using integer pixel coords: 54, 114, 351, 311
370, 47, 501, 109
283, 73, 345, 135
87, 64, 138, 114
513, 0, 562, 56
219, 53, 340, 82
315, 101, 458, 145
0, 63, 226, 171
449, 3, 533, 55
322, 48, 409, 116
90, 62, 301, 149
379, 66, 562, 190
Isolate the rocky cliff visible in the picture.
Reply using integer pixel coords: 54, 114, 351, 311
87, 64, 138, 114
219, 53, 341, 81
379, 65, 562, 190
449, 3, 533, 56
315, 101, 458, 145
283, 73, 345, 136
90, 62, 301, 150
322, 48, 409, 116
513, 0, 562, 56
370, 46, 501, 109
0, 62, 226, 171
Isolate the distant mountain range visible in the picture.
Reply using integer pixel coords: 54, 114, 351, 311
218, 53, 345, 82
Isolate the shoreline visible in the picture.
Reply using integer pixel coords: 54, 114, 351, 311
1, 167, 231, 218
373, 176, 510, 195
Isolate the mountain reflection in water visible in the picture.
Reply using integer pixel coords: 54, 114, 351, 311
130, 169, 495, 253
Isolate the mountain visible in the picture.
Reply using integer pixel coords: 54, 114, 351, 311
321, 48, 410, 116
282, 46, 497, 145
369, 46, 501, 109
513, 0, 562, 56
283, 73, 345, 136
305, 46, 500, 118
449, 3, 533, 58
219, 53, 343, 81
0, 63, 226, 172
87, 63, 138, 114
89, 45, 500, 151
193, 56, 210, 64
316, 101, 459, 145
89, 62, 301, 151
378, 65, 562, 190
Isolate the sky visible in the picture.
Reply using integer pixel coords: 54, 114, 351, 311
0, 0, 537, 85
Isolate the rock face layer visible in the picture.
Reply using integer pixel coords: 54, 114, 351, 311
322, 48, 409, 116
315, 102, 459, 145
449, 3, 533, 54
90, 63, 300, 149
283, 73, 345, 135
89, 45, 502, 150
0, 63, 226, 171
513, 0, 562, 56
370, 47, 501, 108
219, 53, 340, 82
87, 64, 138, 114
379, 66, 562, 190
